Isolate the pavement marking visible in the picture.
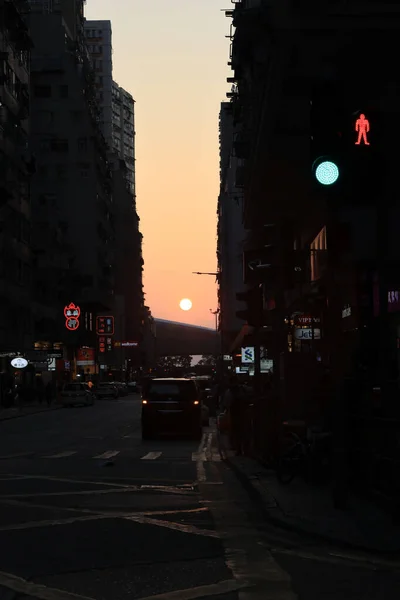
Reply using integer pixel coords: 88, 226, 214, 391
0, 514, 111, 532
93, 450, 120, 459
124, 515, 220, 538
195, 433, 207, 483
141, 451, 162, 460
44, 451, 77, 459
271, 547, 400, 572
0, 569, 95, 600
0, 452, 34, 460
135, 579, 249, 600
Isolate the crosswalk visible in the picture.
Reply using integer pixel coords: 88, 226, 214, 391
0, 448, 221, 462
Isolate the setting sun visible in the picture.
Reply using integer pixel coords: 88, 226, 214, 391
179, 298, 193, 311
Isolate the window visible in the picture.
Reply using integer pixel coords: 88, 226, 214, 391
56, 164, 67, 179
144, 381, 197, 402
77, 137, 87, 152
51, 139, 68, 152
37, 110, 54, 127
39, 139, 50, 152
34, 85, 51, 98
59, 85, 68, 98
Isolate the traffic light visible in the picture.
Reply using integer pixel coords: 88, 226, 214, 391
310, 84, 383, 205
236, 286, 263, 327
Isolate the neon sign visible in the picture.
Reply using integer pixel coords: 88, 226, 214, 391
64, 302, 81, 331
355, 113, 370, 146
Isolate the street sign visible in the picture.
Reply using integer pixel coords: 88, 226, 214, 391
96, 316, 114, 335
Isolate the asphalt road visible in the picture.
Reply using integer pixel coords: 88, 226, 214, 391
0, 395, 398, 600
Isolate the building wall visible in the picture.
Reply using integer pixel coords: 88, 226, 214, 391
84, 19, 113, 150
0, 0, 33, 352
29, 9, 115, 316
217, 102, 247, 344
111, 81, 135, 199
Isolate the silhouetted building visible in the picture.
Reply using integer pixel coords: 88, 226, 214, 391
217, 102, 247, 352
0, 0, 34, 354
28, 0, 115, 345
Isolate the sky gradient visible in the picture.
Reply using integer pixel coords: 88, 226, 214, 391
85, 0, 231, 329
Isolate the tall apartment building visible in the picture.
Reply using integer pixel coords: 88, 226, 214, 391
83, 19, 112, 150
217, 102, 247, 352
0, 0, 34, 356
111, 81, 135, 199
27, 0, 115, 345
84, 22, 136, 200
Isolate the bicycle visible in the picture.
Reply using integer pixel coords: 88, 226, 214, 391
276, 429, 332, 485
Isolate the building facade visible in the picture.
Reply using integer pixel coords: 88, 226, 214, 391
84, 19, 112, 150
111, 81, 135, 199
225, 0, 400, 498
217, 102, 247, 352
0, 0, 33, 356
28, 0, 115, 348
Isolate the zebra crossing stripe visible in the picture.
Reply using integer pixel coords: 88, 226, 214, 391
44, 451, 77, 459
93, 450, 120, 459
141, 452, 162, 460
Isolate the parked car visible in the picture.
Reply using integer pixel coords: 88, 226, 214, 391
114, 382, 128, 397
127, 381, 141, 394
61, 382, 94, 407
96, 383, 119, 399
141, 378, 202, 440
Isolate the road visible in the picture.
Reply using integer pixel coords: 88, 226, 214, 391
0, 395, 398, 600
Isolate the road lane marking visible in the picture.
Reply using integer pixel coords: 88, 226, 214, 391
141, 451, 162, 459
195, 433, 207, 482
124, 515, 220, 538
93, 450, 120, 459
135, 579, 249, 600
44, 451, 77, 459
0, 452, 34, 460
0, 569, 95, 600
0, 483, 196, 500
271, 547, 400, 572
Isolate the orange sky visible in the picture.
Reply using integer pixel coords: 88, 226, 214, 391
85, 1, 231, 329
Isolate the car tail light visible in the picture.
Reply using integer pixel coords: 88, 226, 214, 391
193, 400, 199, 405
142, 400, 148, 404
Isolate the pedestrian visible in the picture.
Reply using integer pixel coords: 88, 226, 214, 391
222, 376, 247, 456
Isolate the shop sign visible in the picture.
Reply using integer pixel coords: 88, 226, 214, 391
121, 341, 138, 347
96, 316, 114, 335
241, 347, 255, 363
10, 357, 28, 369
294, 315, 321, 326
76, 348, 95, 366
294, 328, 321, 340
64, 303, 80, 331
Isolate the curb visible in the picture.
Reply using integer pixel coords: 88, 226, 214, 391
0, 405, 62, 422
218, 433, 400, 556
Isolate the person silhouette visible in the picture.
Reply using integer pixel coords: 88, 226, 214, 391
355, 113, 370, 145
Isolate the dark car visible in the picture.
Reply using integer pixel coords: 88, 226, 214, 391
141, 378, 202, 440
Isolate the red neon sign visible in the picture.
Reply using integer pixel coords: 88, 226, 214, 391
355, 113, 370, 146
64, 302, 81, 331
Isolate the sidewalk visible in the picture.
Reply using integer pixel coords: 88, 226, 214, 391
0, 401, 61, 422
218, 432, 400, 554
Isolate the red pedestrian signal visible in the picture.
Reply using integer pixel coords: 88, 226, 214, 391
355, 113, 370, 146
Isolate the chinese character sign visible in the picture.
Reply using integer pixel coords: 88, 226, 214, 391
355, 113, 370, 146
64, 303, 81, 331
96, 316, 114, 335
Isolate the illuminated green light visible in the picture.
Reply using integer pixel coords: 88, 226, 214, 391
315, 161, 339, 185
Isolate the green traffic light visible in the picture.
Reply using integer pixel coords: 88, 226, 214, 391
314, 160, 339, 186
